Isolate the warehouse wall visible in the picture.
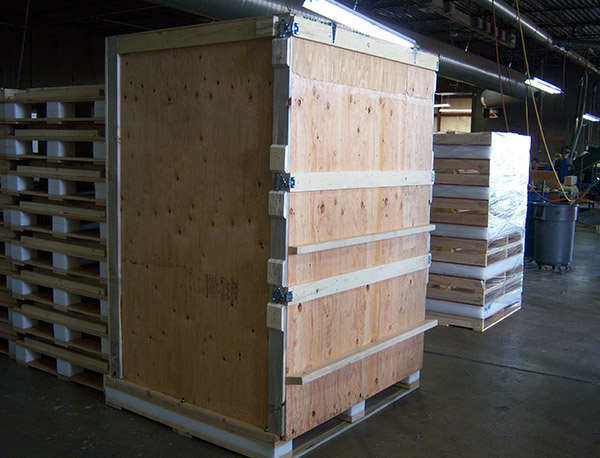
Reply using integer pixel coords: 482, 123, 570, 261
0, 25, 104, 89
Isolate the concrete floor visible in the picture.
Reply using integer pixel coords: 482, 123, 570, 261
1, 212, 599, 457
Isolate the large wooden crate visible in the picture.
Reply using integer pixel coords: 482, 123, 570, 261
427, 132, 530, 331
105, 15, 438, 457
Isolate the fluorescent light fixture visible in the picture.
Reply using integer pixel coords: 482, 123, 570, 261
583, 113, 600, 122
302, 0, 416, 48
524, 77, 562, 94
434, 103, 451, 108
439, 108, 472, 114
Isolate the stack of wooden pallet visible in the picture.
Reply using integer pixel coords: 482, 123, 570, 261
0, 85, 107, 389
426, 132, 531, 331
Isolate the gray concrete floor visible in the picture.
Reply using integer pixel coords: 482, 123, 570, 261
1, 211, 599, 457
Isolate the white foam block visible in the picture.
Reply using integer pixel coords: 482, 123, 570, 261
52, 216, 80, 233
6, 175, 33, 191
48, 179, 76, 196
47, 141, 76, 157
93, 100, 106, 118
15, 345, 40, 364
100, 262, 108, 279
11, 311, 38, 330
10, 211, 36, 227
57, 359, 84, 377
94, 182, 107, 200
101, 337, 109, 355
46, 102, 75, 118
11, 279, 38, 295
52, 253, 81, 270
100, 300, 108, 317
1, 139, 31, 156
53, 289, 81, 306
10, 244, 36, 261
53, 324, 81, 342
93, 141, 106, 159
1, 103, 31, 118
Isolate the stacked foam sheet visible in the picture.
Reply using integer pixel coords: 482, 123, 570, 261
427, 132, 531, 331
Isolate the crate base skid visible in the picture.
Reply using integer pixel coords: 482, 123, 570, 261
427, 303, 521, 332
105, 377, 419, 458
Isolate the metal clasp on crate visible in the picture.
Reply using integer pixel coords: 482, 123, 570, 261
277, 19, 299, 37
274, 173, 295, 191
272, 287, 293, 304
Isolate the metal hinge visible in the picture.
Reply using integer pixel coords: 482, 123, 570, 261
432, 170, 436, 183
277, 19, 299, 37
275, 173, 295, 191
428, 253, 432, 266
272, 287, 293, 304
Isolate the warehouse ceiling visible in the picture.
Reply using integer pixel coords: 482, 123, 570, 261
1, 0, 599, 78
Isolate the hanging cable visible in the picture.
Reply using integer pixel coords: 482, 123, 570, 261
16, 0, 31, 89
492, 0, 510, 132
515, 0, 573, 203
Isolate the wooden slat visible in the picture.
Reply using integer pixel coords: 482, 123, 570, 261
14, 165, 103, 182
8, 85, 104, 103
433, 132, 492, 145
18, 270, 106, 298
289, 170, 433, 192
286, 319, 437, 385
288, 254, 430, 304
19, 303, 107, 337
289, 224, 435, 255
20, 336, 108, 373
19, 235, 105, 261
19, 201, 105, 221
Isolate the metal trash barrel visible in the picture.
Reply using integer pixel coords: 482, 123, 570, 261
532, 202, 578, 270
524, 198, 539, 258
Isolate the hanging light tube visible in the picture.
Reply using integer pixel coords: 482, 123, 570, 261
524, 77, 562, 94
302, 0, 416, 48
582, 113, 600, 122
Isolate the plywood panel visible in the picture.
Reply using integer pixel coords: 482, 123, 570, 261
119, 38, 273, 428
288, 185, 431, 246
286, 271, 427, 374
285, 334, 423, 439
287, 233, 428, 285
289, 74, 433, 173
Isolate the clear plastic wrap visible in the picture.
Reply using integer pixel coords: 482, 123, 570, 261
427, 132, 531, 327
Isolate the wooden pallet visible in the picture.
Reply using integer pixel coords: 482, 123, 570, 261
105, 374, 420, 458
427, 266, 523, 306
15, 348, 103, 390
431, 232, 523, 266
426, 303, 521, 332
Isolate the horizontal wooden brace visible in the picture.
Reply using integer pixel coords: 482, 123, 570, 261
287, 254, 431, 305
289, 224, 435, 255
286, 170, 433, 192
286, 319, 437, 385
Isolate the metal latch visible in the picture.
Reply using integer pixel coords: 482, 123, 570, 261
277, 19, 299, 37
275, 173, 295, 191
432, 170, 436, 183
272, 287, 293, 304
